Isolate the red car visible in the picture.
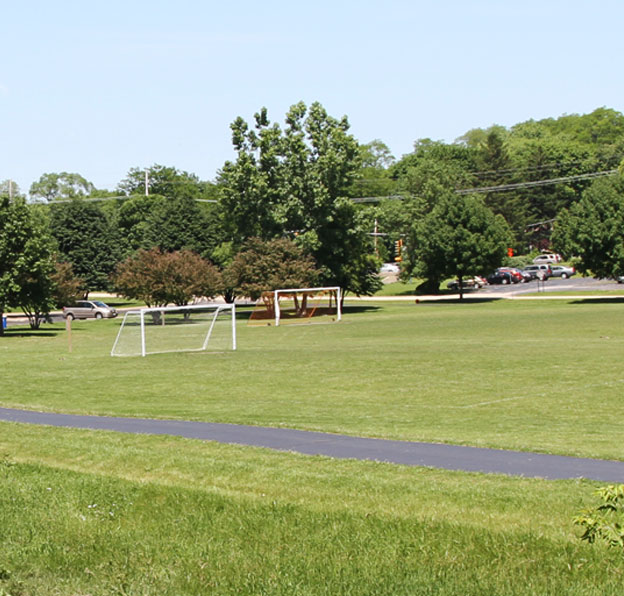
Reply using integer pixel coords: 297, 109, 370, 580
497, 268, 524, 283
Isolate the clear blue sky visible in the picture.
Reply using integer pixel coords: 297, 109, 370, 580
2, 0, 622, 194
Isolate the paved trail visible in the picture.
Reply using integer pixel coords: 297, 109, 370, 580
1, 407, 623, 482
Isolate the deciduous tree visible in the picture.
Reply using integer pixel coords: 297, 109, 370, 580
50, 261, 85, 307
218, 102, 376, 297
29, 172, 95, 202
49, 199, 124, 293
223, 238, 318, 301
113, 249, 222, 307
0, 198, 56, 332
551, 174, 624, 278
407, 192, 511, 298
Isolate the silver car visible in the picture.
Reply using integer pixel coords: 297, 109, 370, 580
63, 300, 118, 320
550, 265, 576, 279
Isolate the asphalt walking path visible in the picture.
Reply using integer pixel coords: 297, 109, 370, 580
1, 407, 623, 482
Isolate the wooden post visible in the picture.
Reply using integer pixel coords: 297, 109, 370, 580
66, 317, 72, 353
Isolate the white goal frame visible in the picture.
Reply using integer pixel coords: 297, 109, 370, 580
111, 303, 236, 357
273, 286, 341, 327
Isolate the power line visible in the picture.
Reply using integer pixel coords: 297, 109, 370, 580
41, 195, 218, 204
454, 169, 618, 194
351, 195, 404, 203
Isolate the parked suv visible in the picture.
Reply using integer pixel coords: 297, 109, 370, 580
63, 300, 118, 320
533, 253, 561, 264
523, 264, 552, 280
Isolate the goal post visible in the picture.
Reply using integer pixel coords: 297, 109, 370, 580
111, 303, 236, 357
248, 286, 341, 327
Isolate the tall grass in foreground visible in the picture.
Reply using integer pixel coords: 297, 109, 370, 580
1, 425, 623, 595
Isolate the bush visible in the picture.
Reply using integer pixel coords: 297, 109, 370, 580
575, 484, 624, 549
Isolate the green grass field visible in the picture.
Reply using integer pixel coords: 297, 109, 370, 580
2, 298, 624, 594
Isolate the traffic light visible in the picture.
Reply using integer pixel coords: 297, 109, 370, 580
507, 247, 514, 257
394, 238, 403, 262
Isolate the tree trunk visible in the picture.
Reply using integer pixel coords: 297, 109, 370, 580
458, 274, 464, 301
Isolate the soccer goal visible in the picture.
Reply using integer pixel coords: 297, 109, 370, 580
111, 303, 236, 357
248, 286, 341, 327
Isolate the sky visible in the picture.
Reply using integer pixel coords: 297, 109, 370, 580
2, 0, 623, 194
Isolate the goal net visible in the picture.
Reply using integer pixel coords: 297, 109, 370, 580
111, 303, 236, 357
248, 286, 341, 327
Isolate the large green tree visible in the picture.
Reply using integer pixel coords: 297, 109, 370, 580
218, 102, 378, 297
407, 192, 512, 298
0, 197, 57, 333
117, 164, 216, 201
49, 200, 123, 293
29, 172, 95, 202
551, 173, 624, 278
391, 140, 476, 211
347, 139, 397, 199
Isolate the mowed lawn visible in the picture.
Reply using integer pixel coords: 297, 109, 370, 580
2, 298, 624, 459
2, 298, 624, 594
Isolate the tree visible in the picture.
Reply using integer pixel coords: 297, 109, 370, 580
359, 196, 426, 262
113, 249, 222, 307
142, 195, 220, 258
117, 164, 213, 201
49, 200, 124, 293
347, 140, 397, 199
0, 180, 24, 200
391, 140, 476, 211
407, 192, 512, 298
11, 206, 57, 328
218, 102, 376, 297
29, 172, 95, 202
223, 238, 318, 301
50, 261, 84, 307
0, 197, 57, 333
551, 174, 624, 278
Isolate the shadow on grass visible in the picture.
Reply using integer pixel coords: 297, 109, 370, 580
571, 297, 624, 305
234, 304, 381, 321
342, 305, 381, 314
1, 329, 61, 338
416, 297, 504, 305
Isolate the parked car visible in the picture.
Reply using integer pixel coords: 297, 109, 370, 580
63, 300, 118, 320
617, 275, 624, 284
523, 264, 552, 280
496, 268, 524, 283
533, 253, 561, 264
447, 276, 485, 291
550, 265, 576, 279
379, 263, 400, 274
487, 270, 516, 285
502, 267, 531, 283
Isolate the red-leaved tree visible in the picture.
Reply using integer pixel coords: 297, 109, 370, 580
112, 249, 223, 307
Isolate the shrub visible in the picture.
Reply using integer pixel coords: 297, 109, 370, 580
575, 484, 624, 549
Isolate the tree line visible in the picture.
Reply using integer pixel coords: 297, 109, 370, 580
2, 104, 624, 332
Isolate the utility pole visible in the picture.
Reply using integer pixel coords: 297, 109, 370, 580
374, 218, 378, 257
8, 180, 13, 200
145, 169, 149, 196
